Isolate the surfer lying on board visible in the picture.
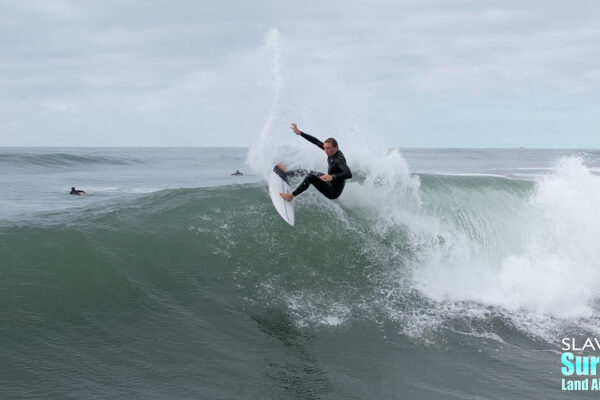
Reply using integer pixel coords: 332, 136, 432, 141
70, 187, 85, 195
278, 123, 352, 201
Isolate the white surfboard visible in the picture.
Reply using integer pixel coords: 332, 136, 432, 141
268, 165, 295, 226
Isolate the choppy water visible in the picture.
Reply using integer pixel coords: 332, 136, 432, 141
2, 146, 600, 399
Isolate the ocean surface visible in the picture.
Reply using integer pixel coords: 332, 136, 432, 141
2, 146, 600, 399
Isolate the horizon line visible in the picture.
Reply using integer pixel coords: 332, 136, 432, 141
1, 145, 599, 151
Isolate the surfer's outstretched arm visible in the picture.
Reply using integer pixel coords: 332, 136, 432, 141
300, 132, 324, 149
290, 122, 324, 149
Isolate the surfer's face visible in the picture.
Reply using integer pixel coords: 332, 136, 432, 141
323, 142, 337, 157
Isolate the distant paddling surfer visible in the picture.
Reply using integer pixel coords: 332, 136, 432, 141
278, 123, 352, 201
70, 187, 85, 195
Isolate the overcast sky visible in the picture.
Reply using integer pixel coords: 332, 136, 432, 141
1, 0, 600, 148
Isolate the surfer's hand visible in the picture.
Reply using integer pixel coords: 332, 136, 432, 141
291, 123, 301, 135
320, 174, 333, 182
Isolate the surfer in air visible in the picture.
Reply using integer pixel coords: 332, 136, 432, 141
278, 122, 352, 201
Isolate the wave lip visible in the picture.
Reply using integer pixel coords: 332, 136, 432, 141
413, 156, 600, 336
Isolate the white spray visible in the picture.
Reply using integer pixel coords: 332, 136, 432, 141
413, 157, 600, 324
247, 29, 284, 178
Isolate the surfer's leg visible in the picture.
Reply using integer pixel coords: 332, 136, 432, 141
286, 169, 313, 178
291, 175, 313, 196
310, 179, 339, 199
292, 173, 336, 199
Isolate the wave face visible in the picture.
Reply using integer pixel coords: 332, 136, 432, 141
3, 157, 599, 399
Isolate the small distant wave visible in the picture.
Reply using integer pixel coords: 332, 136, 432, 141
414, 171, 511, 179
0, 153, 143, 167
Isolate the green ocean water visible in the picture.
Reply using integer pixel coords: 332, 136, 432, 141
2, 148, 600, 399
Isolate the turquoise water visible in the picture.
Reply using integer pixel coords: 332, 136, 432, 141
2, 147, 600, 399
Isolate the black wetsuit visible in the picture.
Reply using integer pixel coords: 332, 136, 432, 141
288, 132, 352, 199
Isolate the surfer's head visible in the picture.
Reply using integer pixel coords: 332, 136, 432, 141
323, 138, 338, 156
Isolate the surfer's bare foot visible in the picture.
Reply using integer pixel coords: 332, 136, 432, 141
280, 192, 294, 201
276, 162, 288, 173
